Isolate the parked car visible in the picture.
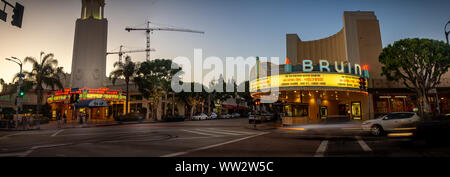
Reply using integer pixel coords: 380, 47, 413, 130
249, 112, 273, 124
209, 113, 218, 120
248, 112, 258, 123
361, 112, 420, 136
192, 113, 208, 121
221, 114, 232, 119
232, 113, 241, 118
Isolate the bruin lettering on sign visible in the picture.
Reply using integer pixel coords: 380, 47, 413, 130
282, 59, 369, 76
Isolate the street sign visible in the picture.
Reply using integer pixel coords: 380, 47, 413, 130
17, 74, 24, 78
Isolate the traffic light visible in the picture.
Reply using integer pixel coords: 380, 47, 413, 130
70, 94, 75, 103
18, 88, 25, 97
11, 3, 24, 28
359, 77, 367, 90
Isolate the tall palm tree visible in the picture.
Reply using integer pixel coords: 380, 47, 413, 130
14, 53, 66, 129
0, 78, 5, 94
109, 56, 137, 115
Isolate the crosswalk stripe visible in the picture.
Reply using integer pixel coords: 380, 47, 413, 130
194, 128, 241, 136
355, 136, 373, 152
51, 130, 64, 137
205, 128, 255, 135
182, 129, 221, 137
314, 140, 328, 157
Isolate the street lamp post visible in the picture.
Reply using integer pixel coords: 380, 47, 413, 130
5, 57, 23, 129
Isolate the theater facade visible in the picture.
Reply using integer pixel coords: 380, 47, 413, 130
250, 11, 450, 125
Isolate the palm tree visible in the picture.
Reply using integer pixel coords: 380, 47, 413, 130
109, 56, 137, 115
14, 53, 66, 129
0, 78, 5, 94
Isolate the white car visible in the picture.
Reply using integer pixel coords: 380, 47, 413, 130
221, 114, 231, 119
209, 113, 218, 119
362, 112, 420, 136
232, 113, 241, 118
192, 113, 208, 121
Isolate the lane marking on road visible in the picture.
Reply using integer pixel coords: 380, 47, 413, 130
182, 129, 222, 137
0, 143, 72, 157
160, 132, 269, 157
170, 136, 213, 140
51, 130, 64, 137
314, 140, 328, 157
194, 128, 241, 136
0, 152, 24, 157
355, 136, 373, 152
0, 132, 24, 139
204, 128, 255, 135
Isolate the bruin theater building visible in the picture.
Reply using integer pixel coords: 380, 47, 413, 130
251, 11, 450, 125
251, 11, 382, 125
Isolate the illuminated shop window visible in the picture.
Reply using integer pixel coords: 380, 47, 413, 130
283, 104, 308, 117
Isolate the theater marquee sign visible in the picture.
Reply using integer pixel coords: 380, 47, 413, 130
250, 60, 369, 93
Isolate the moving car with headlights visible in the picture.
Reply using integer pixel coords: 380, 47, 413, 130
361, 112, 420, 136
192, 113, 208, 121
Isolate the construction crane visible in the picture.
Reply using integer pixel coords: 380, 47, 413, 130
125, 21, 204, 60
107, 45, 156, 63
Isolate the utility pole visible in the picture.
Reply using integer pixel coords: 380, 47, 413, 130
5, 57, 23, 129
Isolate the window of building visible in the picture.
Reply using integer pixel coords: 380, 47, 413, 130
130, 103, 142, 113
130, 95, 143, 101
283, 104, 308, 117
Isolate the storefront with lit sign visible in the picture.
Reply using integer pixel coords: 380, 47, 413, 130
250, 58, 369, 125
47, 87, 126, 121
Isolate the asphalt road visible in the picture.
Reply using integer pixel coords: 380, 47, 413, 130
1, 118, 450, 157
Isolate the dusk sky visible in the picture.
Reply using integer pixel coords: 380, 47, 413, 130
0, 0, 449, 84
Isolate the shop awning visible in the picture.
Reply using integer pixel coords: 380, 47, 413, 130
75, 99, 108, 108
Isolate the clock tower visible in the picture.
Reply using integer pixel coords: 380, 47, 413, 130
70, 0, 107, 88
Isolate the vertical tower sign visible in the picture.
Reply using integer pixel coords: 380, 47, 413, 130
71, 0, 107, 88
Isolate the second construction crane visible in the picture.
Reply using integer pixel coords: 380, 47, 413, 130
125, 21, 204, 60
107, 45, 155, 63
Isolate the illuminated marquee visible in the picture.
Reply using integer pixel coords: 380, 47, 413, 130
251, 59, 370, 93
250, 73, 368, 92
47, 87, 126, 103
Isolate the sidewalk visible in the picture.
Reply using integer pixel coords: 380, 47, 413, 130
0, 119, 158, 131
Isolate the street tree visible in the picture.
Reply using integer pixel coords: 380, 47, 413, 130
379, 38, 450, 116
14, 53, 66, 129
237, 80, 253, 110
134, 59, 181, 120
109, 56, 138, 115
177, 82, 209, 119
